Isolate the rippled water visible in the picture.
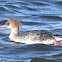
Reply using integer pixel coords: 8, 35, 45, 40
0, 0, 62, 62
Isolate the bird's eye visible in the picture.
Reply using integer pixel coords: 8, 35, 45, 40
6, 23, 9, 26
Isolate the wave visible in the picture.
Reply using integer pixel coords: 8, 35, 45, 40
31, 57, 57, 62
0, 7, 7, 11
41, 15, 62, 20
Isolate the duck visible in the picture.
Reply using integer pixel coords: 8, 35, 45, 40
0, 19, 62, 46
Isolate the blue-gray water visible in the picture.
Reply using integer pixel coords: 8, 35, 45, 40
0, 0, 62, 62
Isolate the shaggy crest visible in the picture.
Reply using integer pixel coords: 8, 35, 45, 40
5, 19, 21, 28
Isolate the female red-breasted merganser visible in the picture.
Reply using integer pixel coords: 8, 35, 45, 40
0, 19, 62, 46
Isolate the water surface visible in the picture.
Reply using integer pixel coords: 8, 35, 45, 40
0, 0, 62, 62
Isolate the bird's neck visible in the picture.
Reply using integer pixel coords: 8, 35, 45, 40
11, 28, 19, 35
